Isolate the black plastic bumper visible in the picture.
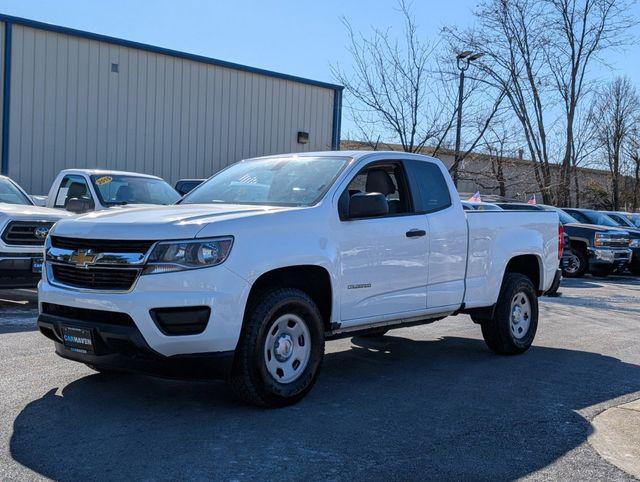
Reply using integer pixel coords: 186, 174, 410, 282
0, 253, 43, 288
37, 313, 235, 380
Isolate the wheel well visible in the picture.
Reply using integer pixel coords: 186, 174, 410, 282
246, 265, 332, 330
570, 240, 587, 254
504, 255, 541, 290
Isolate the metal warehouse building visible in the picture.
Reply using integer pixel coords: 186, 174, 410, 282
0, 15, 343, 194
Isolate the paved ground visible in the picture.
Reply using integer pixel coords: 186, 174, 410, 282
0, 278, 639, 481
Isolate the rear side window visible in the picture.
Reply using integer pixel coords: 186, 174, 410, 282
405, 160, 451, 213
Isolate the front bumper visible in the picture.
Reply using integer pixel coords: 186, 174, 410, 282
587, 247, 632, 269
37, 312, 235, 379
38, 265, 251, 357
0, 252, 43, 288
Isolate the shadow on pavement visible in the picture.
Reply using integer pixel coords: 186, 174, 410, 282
10, 336, 640, 480
563, 276, 640, 289
0, 289, 38, 334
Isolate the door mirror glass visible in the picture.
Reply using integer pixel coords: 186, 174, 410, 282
349, 192, 389, 219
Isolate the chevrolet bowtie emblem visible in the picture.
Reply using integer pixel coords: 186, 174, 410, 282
69, 249, 100, 268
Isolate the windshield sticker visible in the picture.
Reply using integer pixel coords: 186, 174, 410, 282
95, 176, 113, 185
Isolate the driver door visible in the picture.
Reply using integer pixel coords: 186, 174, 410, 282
337, 160, 429, 324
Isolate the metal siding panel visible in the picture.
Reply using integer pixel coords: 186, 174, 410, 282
6, 24, 337, 191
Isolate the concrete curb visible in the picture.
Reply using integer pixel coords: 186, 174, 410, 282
588, 399, 640, 479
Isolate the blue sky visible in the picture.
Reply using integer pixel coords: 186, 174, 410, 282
2, 0, 640, 137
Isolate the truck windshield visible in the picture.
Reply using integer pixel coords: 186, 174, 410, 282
182, 156, 350, 206
90, 175, 180, 206
0, 178, 32, 205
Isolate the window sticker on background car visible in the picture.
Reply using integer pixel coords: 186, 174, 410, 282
95, 176, 113, 185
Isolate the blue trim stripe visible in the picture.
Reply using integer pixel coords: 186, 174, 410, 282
331, 89, 342, 150
0, 13, 344, 92
1, 22, 11, 176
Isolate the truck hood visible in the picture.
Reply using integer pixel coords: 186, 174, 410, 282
0, 203, 72, 221
51, 203, 293, 240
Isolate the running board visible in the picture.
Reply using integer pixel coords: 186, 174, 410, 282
325, 311, 453, 339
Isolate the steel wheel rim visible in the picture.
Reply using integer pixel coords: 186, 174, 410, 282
564, 254, 580, 274
263, 313, 311, 384
510, 291, 532, 340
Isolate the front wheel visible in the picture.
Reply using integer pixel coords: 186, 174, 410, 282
481, 273, 538, 355
230, 288, 325, 408
562, 250, 586, 278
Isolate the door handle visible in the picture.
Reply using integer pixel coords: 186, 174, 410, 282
406, 229, 426, 238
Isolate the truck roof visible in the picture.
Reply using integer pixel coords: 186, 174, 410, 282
57, 168, 163, 180
248, 150, 441, 162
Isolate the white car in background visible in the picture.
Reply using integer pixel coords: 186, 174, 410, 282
0, 176, 72, 288
44, 169, 181, 214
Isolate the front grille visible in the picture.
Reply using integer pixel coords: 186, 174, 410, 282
41, 302, 135, 326
51, 264, 140, 290
2, 221, 54, 246
603, 235, 630, 248
50, 236, 155, 253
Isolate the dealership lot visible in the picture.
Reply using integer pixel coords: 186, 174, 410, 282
1, 278, 639, 481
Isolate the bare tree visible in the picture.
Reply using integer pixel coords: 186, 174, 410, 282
591, 77, 640, 209
332, 1, 452, 153
446, 0, 557, 203
333, 0, 505, 183
546, 0, 636, 205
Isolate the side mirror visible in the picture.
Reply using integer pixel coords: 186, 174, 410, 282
348, 192, 389, 219
66, 198, 94, 214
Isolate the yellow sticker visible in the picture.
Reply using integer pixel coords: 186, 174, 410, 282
95, 176, 113, 185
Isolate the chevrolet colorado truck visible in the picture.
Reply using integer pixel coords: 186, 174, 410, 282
38, 151, 560, 407
44, 169, 180, 214
0, 176, 71, 288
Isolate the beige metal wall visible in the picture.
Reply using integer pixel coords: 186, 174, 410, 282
7, 24, 337, 194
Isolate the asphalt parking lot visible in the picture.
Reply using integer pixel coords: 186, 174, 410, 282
1, 278, 639, 481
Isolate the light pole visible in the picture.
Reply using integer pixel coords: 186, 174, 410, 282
453, 50, 484, 187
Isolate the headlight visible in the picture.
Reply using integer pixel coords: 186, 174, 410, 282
143, 237, 233, 275
630, 238, 640, 248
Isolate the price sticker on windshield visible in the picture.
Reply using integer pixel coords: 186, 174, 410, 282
95, 176, 113, 185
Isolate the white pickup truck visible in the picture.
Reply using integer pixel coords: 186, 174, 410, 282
38, 151, 561, 407
44, 169, 180, 213
0, 176, 71, 288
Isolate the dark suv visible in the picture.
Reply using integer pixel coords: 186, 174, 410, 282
558, 208, 633, 276
564, 209, 640, 275
496, 203, 632, 277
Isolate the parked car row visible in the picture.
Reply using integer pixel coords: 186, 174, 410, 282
465, 199, 640, 278
0, 170, 200, 288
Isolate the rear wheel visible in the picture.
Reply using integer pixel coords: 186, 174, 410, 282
481, 273, 538, 355
230, 288, 325, 408
563, 249, 586, 278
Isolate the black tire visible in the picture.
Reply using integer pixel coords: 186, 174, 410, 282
481, 273, 538, 355
562, 249, 586, 278
631, 264, 640, 276
230, 288, 325, 408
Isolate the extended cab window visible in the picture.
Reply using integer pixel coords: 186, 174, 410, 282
344, 163, 412, 216
405, 159, 451, 213
54, 175, 93, 209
